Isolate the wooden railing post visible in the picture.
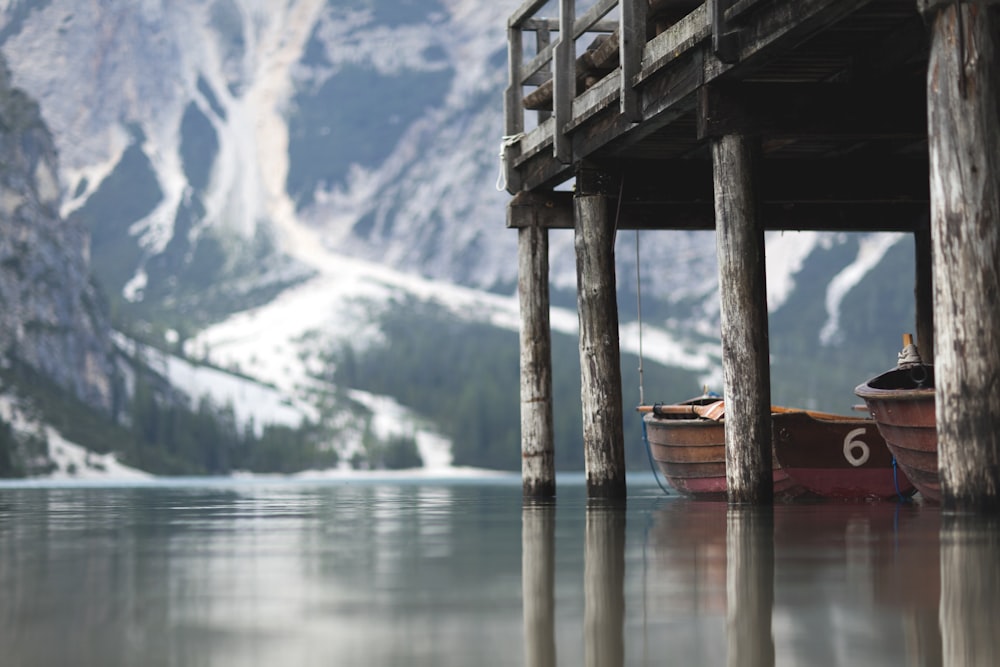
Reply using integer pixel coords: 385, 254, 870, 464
554, 0, 575, 163
620, 0, 647, 121
709, 0, 739, 64
921, 0, 1000, 510
504, 26, 525, 193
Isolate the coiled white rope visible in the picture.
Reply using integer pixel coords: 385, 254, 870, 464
495, 133, 525, 191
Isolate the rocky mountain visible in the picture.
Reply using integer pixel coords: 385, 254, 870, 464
0, 55, 118, 415
0, 0, 920, 473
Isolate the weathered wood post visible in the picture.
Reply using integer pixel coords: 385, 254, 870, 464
920, 0, 1000, 510
712, 133, 774, 504
522, 501, 556, 667
725, 507, 775, 667
584, 501, 626, 667
575, 165, 627, 499
511, 196, 557, 498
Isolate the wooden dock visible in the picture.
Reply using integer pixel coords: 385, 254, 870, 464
503, 0, 1000, 507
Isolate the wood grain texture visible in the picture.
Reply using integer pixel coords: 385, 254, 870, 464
575, 186, 627, 498
519, 225, 556, 498
926, 4, 1000, 509
712, 134, 773, 504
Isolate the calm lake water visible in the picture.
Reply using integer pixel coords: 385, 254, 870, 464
0, 475, 996, 667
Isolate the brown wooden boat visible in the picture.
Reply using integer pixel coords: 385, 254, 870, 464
641, 396, 800, 500
855, 364, 938, 501
642, 397, 914, 500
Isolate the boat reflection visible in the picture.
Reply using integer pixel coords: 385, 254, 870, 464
639, 499, 1000, 666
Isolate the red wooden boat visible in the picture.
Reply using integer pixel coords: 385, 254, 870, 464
641, 397, 914, 500
771, 411, 915, 500
855, 363, 938, 502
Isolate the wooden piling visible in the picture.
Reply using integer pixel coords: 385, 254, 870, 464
922, 1, 1000, 510
522, 501, 556, 667
712, 134, 774, 504
519, 223, 556, 498
575, 166, 627, 499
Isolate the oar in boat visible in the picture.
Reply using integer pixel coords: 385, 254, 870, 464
636, 400, 726, 420
637, 401, 859, 422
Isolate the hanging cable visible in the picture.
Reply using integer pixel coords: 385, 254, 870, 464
636, 227, 645, 407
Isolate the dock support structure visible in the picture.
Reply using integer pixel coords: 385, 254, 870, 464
575, 166, 627, 499
712, 134, 774, 505
519, 221, 556, 498
922, 1, 1000, 510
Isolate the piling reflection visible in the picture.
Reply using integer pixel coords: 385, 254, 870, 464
725, 506, 775, 667
584, 500, 625, 667
522, 500, 556, 667
644, 499, 954, 665
939, 513, 1000, 667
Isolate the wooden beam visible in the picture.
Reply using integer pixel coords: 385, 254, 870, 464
575, 165, 627, 499
925, 2, 1000, 511
698, 81, 927, 140
510, 0, 551, 29
554, 0, 575, 163
712, 134, 773, 504
620, 0, 647, 121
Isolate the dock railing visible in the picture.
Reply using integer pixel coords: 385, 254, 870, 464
503, 0, 739, 192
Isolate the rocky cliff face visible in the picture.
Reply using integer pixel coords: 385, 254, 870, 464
0, 58, 117, 414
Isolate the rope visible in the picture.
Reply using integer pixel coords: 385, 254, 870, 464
636, 228, 645, 407
630, 183, 666, 494
642, 419, 672, 496
495, 133, 525, 191
891, 456, 910, 503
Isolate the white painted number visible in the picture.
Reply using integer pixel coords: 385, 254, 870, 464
843, 427, 870, 467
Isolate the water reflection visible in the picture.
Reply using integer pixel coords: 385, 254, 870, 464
940, 513, 1000, 667
1, 481, 1000, 666
584, 501, 625, 667
725, 506, 774, 667
641, 499, 955, 666
522, 501, 556, 667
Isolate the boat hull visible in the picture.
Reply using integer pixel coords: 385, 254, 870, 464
643, 413, 798, 499
771, 412, 915, 500
855, 366, 938, 502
